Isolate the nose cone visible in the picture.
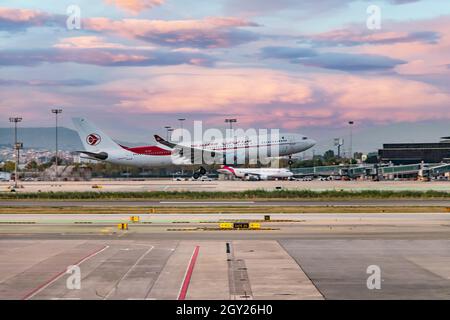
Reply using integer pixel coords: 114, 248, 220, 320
308, 139, 316, 149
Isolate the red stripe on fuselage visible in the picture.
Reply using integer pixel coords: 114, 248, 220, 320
120, 145, 171, 156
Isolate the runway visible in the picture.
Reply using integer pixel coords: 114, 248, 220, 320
1, 199, 450, 207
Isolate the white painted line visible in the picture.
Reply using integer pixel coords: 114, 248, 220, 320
104, 245, 154, 300
24, 245, 110, 300
160, 201, 255, 204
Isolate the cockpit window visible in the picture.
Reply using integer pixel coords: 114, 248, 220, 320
302, 137, 308, 140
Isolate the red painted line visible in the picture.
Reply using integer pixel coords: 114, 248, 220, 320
22, 245, 108, 300
178, 246, 200, 300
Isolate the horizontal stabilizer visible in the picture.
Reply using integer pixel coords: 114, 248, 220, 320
75, 151, 108, 160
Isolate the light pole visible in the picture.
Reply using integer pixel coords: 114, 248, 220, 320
178, 118, 186, 142
52, 109, 63, 181
177, 118, 186, 176
9, 117, 22, 188
178, 118, 185, 129
348, 121, 354, 161
168, 128, 174, 141
164, 126, 171, 140
225, 118, 237, 130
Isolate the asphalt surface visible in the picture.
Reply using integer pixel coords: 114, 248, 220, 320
1, 212, 449, 299
1, 200, 450, 207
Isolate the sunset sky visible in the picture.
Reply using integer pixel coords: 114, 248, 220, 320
0, 0, 449, 151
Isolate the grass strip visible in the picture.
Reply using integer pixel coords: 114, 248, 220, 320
1, 189, 450, 200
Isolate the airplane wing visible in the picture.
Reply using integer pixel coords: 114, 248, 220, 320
154, 135, 225, 165
74, 151, 108, 160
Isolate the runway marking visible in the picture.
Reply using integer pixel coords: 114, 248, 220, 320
103, 245, 154, 299
23, 245, 110, 300
178, 245, 200, 300
160, 201, 255, 204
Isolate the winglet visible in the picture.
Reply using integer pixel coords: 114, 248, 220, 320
154, 135, 176, 148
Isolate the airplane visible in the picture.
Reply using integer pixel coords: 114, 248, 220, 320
217, 165, 294, 180
72, 117, 316, 178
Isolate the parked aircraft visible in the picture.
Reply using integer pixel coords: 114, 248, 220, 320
217, 165, 294, 180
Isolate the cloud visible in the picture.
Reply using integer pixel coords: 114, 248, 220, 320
296, 52, 406, 71
298, 29, 441, 47
104, 0, 164, 14
261, 46, 317, 59
84, 17, 260, 48
224, 0, 422, 16
0, 79, 95, 87
90, 66, 450, 129
0, 7, 260, 49
98, 67, 315, 113
1, 65, 449, 131
260, 46, 406, 71
53, 36, 130, 49
388, 0, 420, 3
355, 15, 450, 76
0, 48, 215, 67
0, 7, 61, 31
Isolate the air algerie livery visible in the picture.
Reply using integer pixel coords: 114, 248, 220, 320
72, 118, 315, 176
72, 118, 174, 167
217, 165, 294, 180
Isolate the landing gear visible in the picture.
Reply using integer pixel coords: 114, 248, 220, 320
192, 166, 207, 179
288, 156, 294, 167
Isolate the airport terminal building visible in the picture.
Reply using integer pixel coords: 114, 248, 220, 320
379, 137, 450, 165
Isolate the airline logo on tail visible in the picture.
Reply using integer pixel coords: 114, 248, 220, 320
86, 133, 101, 146
220, 165, 236, 175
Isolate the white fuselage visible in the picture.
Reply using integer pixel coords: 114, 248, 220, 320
184, 133, 315, 157
217, 166, 294, 180
84, 133, 315, 168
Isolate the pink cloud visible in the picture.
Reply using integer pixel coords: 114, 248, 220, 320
99, 67, 314, 113
54, 36, 128, 49
2, 65, 450, 130
92, 66, 450, 128
0, 6, 259, 48
84, 17, 259, 48
0, 7, 55, 30
318, 16, 450, 76
104, 0, 164, 14
0, 7, 45, 22
301, 29, 439, 47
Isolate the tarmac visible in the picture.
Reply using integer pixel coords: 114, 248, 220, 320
0, 212, 449, 299
2, 179, 450, 192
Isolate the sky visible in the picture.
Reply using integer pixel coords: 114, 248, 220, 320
0, 0, 449, 153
